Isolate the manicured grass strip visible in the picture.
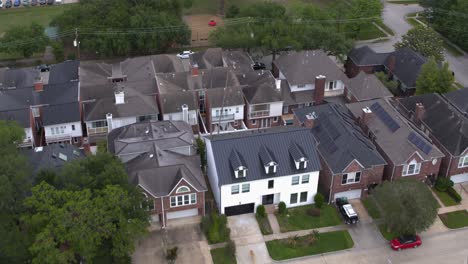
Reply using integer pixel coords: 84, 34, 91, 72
406, 17, 421, 28
0, 5, 74, 34
353, 23, 387, 41
276, 205, 341, 232
388, 0, 420, 4
442, 41, 465, 57
210, 247, 237, 264
374, 20, 394, 36
379, 224, 398, 241
266, 230, 354, 260
439, 210, 468, 229
433, 188, 459, 207
256, 215, 273, 235
362, 197, 381, 219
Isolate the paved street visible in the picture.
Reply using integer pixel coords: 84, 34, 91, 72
357, 2, 468, 87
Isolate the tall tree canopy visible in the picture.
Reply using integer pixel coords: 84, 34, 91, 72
1, 22, 48, 58
210, 2, 354, 59
52, 0, 190, 56
395, 26, 445, 62
373, 179, 438, 235
416, 57, 454, 95
420, 0, 468, 51
0, 121, 32, 263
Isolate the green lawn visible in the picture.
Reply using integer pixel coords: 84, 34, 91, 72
353, 23, 387, 41
406, 17, 421, 28
442, 41, 465, 57
362, 197, 381, 219
210, 247, 237, 264
387, 0, 420, 4
374, 20, 394, 36
266, 230, 354, 260
433, 188, 459, 207
256, 215, 273, 235
379, 224, 398, 241
275, 205, 341, 232
439, 210, 468, 229
0, 5, 74, 34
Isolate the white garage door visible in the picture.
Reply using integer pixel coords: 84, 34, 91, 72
334, 189, 362, 200
166, 208, 198, 220
451, 173, 468, 184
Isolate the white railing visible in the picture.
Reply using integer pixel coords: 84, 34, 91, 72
211, 114, 235, 123
87, 127, 108, 135
249, 110, 270, 118
46, 134, 72, 144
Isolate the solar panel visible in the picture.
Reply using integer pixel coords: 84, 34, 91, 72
321, 116, 341, 140
408, 132, 432, 155
370, 102, 400, 133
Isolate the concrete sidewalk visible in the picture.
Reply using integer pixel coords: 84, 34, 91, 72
267, 213, 281, 234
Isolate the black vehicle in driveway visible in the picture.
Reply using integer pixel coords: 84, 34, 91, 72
36, 64, 50, 72
252, 62, 266, 70
336, 197, 359, 224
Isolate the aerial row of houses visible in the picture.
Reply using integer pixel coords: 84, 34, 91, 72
1, 46, 467, 227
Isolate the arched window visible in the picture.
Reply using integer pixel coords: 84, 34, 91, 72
176, 186, 190, 193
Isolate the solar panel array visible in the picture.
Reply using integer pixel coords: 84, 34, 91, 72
321, 116, 340, 140
408, 132, 432, 155
370, 102, 400, 132
313, 124, 338, 153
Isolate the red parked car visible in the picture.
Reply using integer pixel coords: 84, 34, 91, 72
390, 235, 422, 251
208, 20, 217, 26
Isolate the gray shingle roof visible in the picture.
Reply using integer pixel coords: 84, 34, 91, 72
239, 71, 282, 104
107, 120, 207, 196
206, 127, 321, 186
48, 60, 79, 84
347, 99, 444, 164
346, 72, 392, 101
384, 47, 427, 89
294, 103, 387, 174
274, 50, 347, 86
444, 87, 468, 115
399, 94, 468, 156
347, 46, 390, 66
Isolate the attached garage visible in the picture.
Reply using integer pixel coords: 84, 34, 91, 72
334, 189, 362, 200
166, 208, 199, 220
224, 203, 255, 216
451, 173, 468, 184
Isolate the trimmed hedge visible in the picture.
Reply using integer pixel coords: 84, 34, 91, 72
314, 193, 325, 209
447, 187, 462, 203
435, 177, 454, 192
278, 201, 287, 215
256, 205, 266, 218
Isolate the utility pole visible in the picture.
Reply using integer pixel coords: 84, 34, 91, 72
74, 28, 80, 60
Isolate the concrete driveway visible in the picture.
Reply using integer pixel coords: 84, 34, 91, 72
132, 223, 212, 264
228, 214, 271, 264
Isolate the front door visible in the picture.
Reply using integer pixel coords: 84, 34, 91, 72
262, 194, 274, 205
260, 118, 271, 128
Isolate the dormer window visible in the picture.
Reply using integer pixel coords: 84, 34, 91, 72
266, 162, 278, 174
235, 166, 247, 178
289, 142, 308, 170
259, 145, 277, 174
296, 158, 308, 170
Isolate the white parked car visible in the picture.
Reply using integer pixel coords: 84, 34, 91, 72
176, 50, 194, 59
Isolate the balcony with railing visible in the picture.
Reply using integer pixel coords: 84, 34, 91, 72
87, 126, 108, 135
249, 110, 270, 118
211, 113, 235, 123
46, 134, 72, 144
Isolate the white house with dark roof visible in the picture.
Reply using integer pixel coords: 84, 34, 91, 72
205, 127, 321, 216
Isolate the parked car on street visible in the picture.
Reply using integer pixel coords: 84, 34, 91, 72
390, 235, 422, 251
0, 1, 3, 8
39, 0, 46, 4
13, 0, 20, 7
5, 0, 11, 8
252, 62, 266, 70
176, 50, 194, 59
46, 0, 53, 4
31, 0, 37, 5
335, 197, 359, 224
22, 0, 29, 6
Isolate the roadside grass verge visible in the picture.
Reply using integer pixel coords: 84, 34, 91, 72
362, 197, 381, 219
439, 210, 468, 229
379, 224, 398, 241
210, 246, 237, 264
432, 188, 459, 207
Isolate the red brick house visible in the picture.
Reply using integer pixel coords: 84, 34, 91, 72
107, 120, 207, 228
397, 90, 468, 183
293, 103, 387, 202
347, 99, 444, 183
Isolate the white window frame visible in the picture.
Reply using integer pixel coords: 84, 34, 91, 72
458, 155, 468, 168
241, 183, 250, 193
300, 191, 307, 203
170, 193, 196, 208
301, 174, 309, 184
292, 175, 300, 185
402, 160, 421, 176
341, 172, 361, 185
231, 185, 239, 195
176, 186, 190, 193
290, 193, 298, 204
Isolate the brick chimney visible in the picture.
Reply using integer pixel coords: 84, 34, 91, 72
414, 102, 425, 124
34, 77, 43, 92
314, 75, 326, 105
304, 112, 317, 128
191, 63, 199, 76
360, 107, 373, 133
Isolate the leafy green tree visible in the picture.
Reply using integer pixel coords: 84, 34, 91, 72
375, 71, 398, 94
1, 22, 48, 58
225, 4, 240, 18
373, 179, 438, 235
416, 57, 454, 95
395, 26, 445, 62
344, 0, 382, 37
0, 120, 32, 263
23, 182, 149, 263
52, 0, 189, 56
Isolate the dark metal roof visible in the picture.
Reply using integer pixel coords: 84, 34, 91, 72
444, 87, 468, 115
206, 127, 321, 186
48, 60, 79, 84
399, 94, 468, 156
294, 103, 387, 173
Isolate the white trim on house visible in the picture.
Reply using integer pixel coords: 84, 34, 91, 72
341, 159, 364, 173
167, 177, 201, 195
458, 155, 468, 168
402, 159, 421, 176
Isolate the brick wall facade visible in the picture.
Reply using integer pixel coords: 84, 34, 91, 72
145, 178, 205, 227
391, 153, 441, 182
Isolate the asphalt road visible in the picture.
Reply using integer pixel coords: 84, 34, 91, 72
357, 2, 468, 87
287, 224, 468, 264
